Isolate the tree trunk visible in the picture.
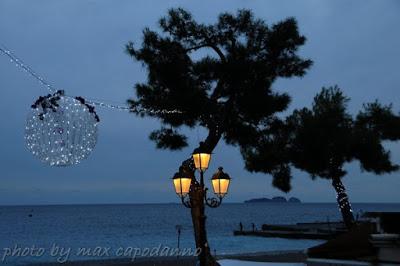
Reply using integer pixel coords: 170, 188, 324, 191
331, 177, 355, 229
180, 130, 222, 266
189, 182, 217, 266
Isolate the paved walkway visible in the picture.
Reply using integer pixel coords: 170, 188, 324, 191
218, 260, 304, 266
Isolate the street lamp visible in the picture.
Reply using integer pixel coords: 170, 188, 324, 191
172, 148, 231, 208
172, 145, 231, 266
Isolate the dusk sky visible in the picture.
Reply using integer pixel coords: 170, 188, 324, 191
0, 0, 399, 205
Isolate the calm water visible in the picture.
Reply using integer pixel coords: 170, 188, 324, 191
0, 203, 399, 265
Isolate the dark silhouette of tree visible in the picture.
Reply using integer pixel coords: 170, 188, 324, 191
243, 86, 400, 228
126, 8, 312, 265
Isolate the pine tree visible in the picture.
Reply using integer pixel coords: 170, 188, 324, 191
126, 8, 312, 265
243, 86, 400, 228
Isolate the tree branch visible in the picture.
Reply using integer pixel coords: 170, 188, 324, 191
185, 43, 226, 63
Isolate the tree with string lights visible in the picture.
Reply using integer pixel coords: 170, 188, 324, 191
126, 8, 312, 265
243, 86, 400, 229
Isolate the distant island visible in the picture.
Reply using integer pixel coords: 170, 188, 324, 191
244, 197, 301, 203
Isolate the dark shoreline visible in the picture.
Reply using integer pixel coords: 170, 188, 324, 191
25, 250, 306, 266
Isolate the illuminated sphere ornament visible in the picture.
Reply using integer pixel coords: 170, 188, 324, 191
25, 91, 99, 166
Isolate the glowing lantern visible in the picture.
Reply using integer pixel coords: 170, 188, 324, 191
211, 167, 231, 198
172, 170, 192, 197
192, 147, 211, 172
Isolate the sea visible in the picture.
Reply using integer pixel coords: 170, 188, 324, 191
0, 203, 399, 265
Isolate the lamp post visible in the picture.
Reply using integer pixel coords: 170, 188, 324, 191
172, 147, 231, 266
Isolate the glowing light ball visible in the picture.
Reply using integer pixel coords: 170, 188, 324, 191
25, 93, 99, 166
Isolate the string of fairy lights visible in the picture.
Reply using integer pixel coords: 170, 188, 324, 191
0, 45, 182, 166
0, 45, 182, 114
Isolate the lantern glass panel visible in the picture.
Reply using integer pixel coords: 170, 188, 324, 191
173, 177, 191, 196
192, 153, 211, 171
212, 178, 230, 197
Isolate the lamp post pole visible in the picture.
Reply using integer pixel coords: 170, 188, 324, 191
172, 150, 231, 266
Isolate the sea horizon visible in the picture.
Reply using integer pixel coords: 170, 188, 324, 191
1, 201, 400, 207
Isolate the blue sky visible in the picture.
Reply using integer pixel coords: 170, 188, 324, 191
0, 0, 399, 205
